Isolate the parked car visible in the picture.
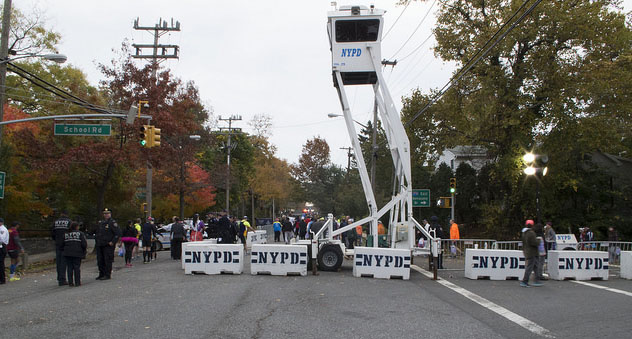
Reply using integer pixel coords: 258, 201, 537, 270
153, 221, 193, 251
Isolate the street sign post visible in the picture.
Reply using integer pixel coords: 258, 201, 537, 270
0, 171, 5, 199
54, 124, 111, 136
412, 189, 430, 207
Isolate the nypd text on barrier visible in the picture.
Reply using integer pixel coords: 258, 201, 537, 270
184, 250, 240, 264
355, 253, 410, 268
251, 251, 307, 265
558, 257, 608, 270
341, 48, 362, 57
472, 255, 526, 269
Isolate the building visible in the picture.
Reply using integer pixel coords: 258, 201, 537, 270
435, 146, 490, 172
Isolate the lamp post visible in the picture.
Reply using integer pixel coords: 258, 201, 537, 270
328, 113, 378, 194
523, 152, 549, 224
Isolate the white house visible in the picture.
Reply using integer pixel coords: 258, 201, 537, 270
435, 146, 490, 172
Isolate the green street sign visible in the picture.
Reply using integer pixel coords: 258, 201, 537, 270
54, 124, 111, 136
0, 171, 5, 199
412, 189, 430, 207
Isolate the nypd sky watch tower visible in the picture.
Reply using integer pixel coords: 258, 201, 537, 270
326, 5, 421, 251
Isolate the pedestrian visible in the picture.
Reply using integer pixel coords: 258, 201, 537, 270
133, 218, 142, 260
142, 217, 158, 263
95, 208, 120, 280
191, 214, 205, 242
217, 210, 232, 244
272, 218, 282, 242
299, 217, 307, 240
7, 222, 25, 282
449, 219, 460, 258
608, 226, 619, 264
61, 222, 87, 287
121, 220, 139, 267
52, 211, 71, 286
355, 220, 362, 246
346, 220, 356, 250
534, 222, 546, 280
0, 218, 8, 284
429, 216, 445, 269
239, 216, 255, 250
520, 219, 543, 287
170, 217, 186, 260
544, 222, 556, 251
282, 216, 294, 244
585, 227, 595, 249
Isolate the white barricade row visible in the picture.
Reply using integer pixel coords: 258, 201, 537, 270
465, 249, 525, 280
246, 230, 268, 248
548, 250, 608, 280
250, 244, 307, 276
621, 251, 632, 280
353, 247, 411, 280
182, 243, 244, 275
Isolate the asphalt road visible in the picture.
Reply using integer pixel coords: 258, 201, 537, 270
1, 252, 631, 338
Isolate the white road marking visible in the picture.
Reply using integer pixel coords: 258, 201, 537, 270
571, 280, 632, 297
411, 265, 555, 339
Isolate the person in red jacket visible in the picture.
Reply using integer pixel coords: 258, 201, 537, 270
7, 222, 25, 282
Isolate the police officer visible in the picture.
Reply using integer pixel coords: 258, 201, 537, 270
95, 208, 120, 280
52, 211, 72, 286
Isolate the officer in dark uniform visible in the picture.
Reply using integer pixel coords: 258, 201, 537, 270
52, 210, 72, 286
95, 208, 120, 280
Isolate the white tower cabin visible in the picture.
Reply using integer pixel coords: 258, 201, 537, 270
327, 5, 418, 250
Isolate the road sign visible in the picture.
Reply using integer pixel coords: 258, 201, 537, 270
412, 189, 430, 207
0, 171, 5, 199
54, 124, 111, 136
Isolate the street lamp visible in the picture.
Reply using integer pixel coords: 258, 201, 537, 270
327, 113, 369, 129
0, 53, 67, 65
328, 112, 379, 196
523, 151, 549, 223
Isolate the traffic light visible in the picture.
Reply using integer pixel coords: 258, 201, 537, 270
437, 197, 452, 208
449, 177, 456, 194
150, 126, 161, 148
139, 125, 150, 147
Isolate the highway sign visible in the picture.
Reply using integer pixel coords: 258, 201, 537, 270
54, 124, 111, 136
412, 189, 430, 207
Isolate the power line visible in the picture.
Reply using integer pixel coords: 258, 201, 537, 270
382, 1, 411, 40
388, 0, 437, 60
405, 0, 543, 128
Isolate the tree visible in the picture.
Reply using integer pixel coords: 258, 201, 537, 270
402, 0, 632, 235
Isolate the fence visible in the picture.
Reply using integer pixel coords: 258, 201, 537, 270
439, 239, 497, 258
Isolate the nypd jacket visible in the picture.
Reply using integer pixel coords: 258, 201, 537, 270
52, 216, 72, 249
96, 218, 120, 246
61, 230, 87, 258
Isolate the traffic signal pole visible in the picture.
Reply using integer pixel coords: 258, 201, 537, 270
451, 192, 455, 221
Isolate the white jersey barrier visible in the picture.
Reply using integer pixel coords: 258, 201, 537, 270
548, 250, 608, 280
246, 230, 268, 248
181, 239, 218, 269
465, 249, 525, 280
353, 247, 411, 280
621, 251, 632, 279
250, 244, 307, 276
182, 243, 244, 275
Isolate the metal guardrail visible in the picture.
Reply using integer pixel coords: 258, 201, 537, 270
492, 241, 523, 251
440, 239, 497, 257
576, 241, 632, 265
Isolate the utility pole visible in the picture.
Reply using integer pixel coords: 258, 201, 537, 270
131, 17, 180, 218
218, 115, 242, 215
340, 146, 353, 172
0, 0, 12, 147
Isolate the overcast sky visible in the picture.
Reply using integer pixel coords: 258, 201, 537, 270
14, 0, 632, 167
